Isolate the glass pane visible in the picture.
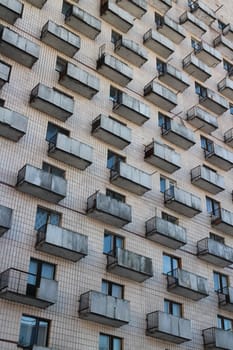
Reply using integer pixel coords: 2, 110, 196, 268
41, 263, 54, 280
113, 338, 121, 350
213, 272, 220, 291
28, 260, 38, 285
158, 113, 164, 127
101, 280, 108, 295
222, 276, 228, 290
115, 236, 123, 249
217, 316, 222, 329
104, 233, 112, 254
164, 300, 169, 314
49, 212, 60, 226
112, 284, 123, 299
163, 255, 171, 274
18, 316, 36, 348
206, 197, 213, 213
35, 208, 48, 231
172, 303, 181, 317
160, 177, 166, 193
172, 257, 178, 270
224, 319, 232, 331
37, 321, 49, 346
99, 334, 109, 350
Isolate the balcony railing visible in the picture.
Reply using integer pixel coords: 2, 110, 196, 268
214, 35, 233, 59
211, 208, 233, 235
144, 81, 177, 112
25, 0, 47, 9
183, 53, 211, 82
186, 106, 218, 134
218, 78, 233, 101
202, 327, 233, 350
143, 29, 174, 59
222, 23, 233, 42
179, 11, 207, 38
156, 15, 186, 44
0, 0, 23, 24
204, 143, 233, 171
0, 204, 12, 237
199, 88, 228, 115
100, 0, 134, 33
191, 165, 224, 194
0, 60, 11, 89
193, 41, 221, 67
218, 287, 233, 312
0, 106, 28, 142
157, 63, 190, 92
224, 128, 233, 148
116, 0, 147, 18
114, 37, 148, 67
188, 0, 216, 26
197, 238, 233, 267
161, 119, 196, 150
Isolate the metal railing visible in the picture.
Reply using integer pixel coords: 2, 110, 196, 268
164, 186, 175, 203
191, 165, 202, 182
91, 115, 101, 133
16, 165, 27, 185
202, 327, 217, 346
224, 128, 233, 143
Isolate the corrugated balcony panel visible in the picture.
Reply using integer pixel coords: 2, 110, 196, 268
218, 78, 233, 101
0, 0, 23, 24
100, 0, 134, 33
211, 208, 233, 235
48, 133, 93, 170
30, 83, 74, 122
224, 128, 233, 148
145, 216, 187, 249
199, 89, 228, 115
144, 141, 181, 173
202, 327, 233, 350
0, 106, 28, 141
182, 53, 211, 82
218, 287, 233, 312
41, 20, 80, 57
167, 268, 209, 300
143, 29, 174, 59
179, 11, 207, 38
204, 144, 233, 171
87, 192, 132, 227
113, 91, 150, 125
16, 164, 67, 203
146, 311, 192, 344
65, 5, 101, 40
110, 161, 152, 195
214, 35, 233, 58
191, 166, 225, 194
0, 204, 12, 237
0, 268, 58, 308
0, 60, 11, 89
114, 38, 148, 67
116, 0, 147, 18
223, 24, 233, 42
106, 247, 153, 282
157, 64, 190, 92
156, 16, 186, 44
35, 223, 88, 262
92, 114, 131, 150
188, 0, 216, 26
0, 26, 40, 68
194, 41, 221, 67
150, 0, 172, 15
59, 62, 99, 99
186, 106, 218, 134
144, 81, 177, 112
164, 186, 202, 218
161, 120, 196, 150
25, 0, 47, 9
96, 53, 133, 87
79, 290, 130, 327
197, 238, 233, 267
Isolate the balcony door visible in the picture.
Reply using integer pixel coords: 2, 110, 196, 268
27, 258, 55, 297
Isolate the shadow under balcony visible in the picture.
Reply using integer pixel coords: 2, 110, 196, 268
86, 191, 132, 227
146, 216, 187, 249
179, 11, 207, 38
0, 268, 58, 308
79, 290, 130, 327
106, 247, 153, 282
161, 120, 196, 150
197, 238, 233, 267
214, 35, 233, 59
224, 128, 233, 148
164, 186, 202, 218
157, 63, 189, 92
143, 29, 174, 59
110, 161, 152, 196
0, 60, 11, 89
167, 268, 209, 300
0, 204, 12, 237
156, 16, 185, 44
187, 106, 218, 134
199, 88, 228, 115
218, 287, 233, 312
218, 78, 233, 102
188, 0, 216, 26
16, 164, 67, 203
0, 0, 23, 25
204, 144, 233, 171
211, 208, 233, 235
183, 53, 211, 82
114, 37, 148, 67
26, 0, 47, 9
151, 0, 172, 15
100, 0, 134, 33
35, 223, 88, 262
191, 166, 224, 194
0, 106, 28, 142
146, 311, 192, 344
193, 41, 221, 67
202, 327, 233, 350
116, 0, 147, 19
144, 81, 177, 112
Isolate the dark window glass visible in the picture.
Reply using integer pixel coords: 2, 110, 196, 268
55, 56, 67, 73
18, 315, 49, 348
195, 82, 207, 97
42, 162, 65, 179
155, 12, 164, 27
217, 315, 233, 331
107, 150, 125, 170
200, 136, 213, 152
209, 233, 224, 243
218, 20, 227, 30
0, 98, 4, 107
27, 258, 55, 297
206, 197, 220, 216
230, 104, 233, 115
161, 212, 178, 224
62, 1, 71, 15
158, 113, 171, 130
191, 38, 201, 51
156, 59, 166, 74
46, 122, 69, 142
34, 207, 61, 231
163, 254, 180, 275
111, 30, 122, 44
160, 176, 175, 193
164, 299, 182, 317
213, 272, 228, 292
101, 280, 124, 299
99, 334, 122, 350
110, 86, 120, 102
103, 231, 124, 254
106, 189, 125, 203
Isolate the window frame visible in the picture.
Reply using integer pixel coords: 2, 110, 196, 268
103, 230, 124, 255
42, 162, 66, 179
101, 279, 124, 299
99, 333, 123, 350
163, 253, 181, 275
213, 271, 228, 292
107, 150, 125, 170
217, 315, 233, 331
34, 206, 62, 232
160, 176, 176, 194
164, 299, 182, 317
106, 189, 126, 203
18, 314, 50, 349
46, 122, 70, 142
206, 196, 220, 216
161, 211, 178, 225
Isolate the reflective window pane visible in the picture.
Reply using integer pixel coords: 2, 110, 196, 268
18, 316, 36, 348
41, 263, 54, 280
99, 334, 109, 350
103, 233, 112, 254
113, 338, 121, 350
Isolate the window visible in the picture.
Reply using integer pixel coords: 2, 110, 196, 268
200, 136, 213, 152
218, 20, 227, 30
164, 299, 182, 317
106, 189, 125, 203
108, 115, 127, 126
0, 98, 4, 107
223, 59, 233, 75
110, 86, 120, 102
101, 280, 124, 299
195, 82, 207, 97
230, 104, 233, 115
191, 38, 201, 51
107, 150, 125, 170
46, 122, 69, 142
217, 315, 233, 331
27, 258, 55, 297
156, 59, 166, 74
160, 176, 175, 193
111, 30, 122, 44
103, 230, 124, 255
206, 197, 220, 216
55, 56, 67, 73
158, 112, 171, 130
42, 162, 65, 179
155, 12, 164, 27
18, 315, 49, 348
162, 212, 178, 225
163, 253, 180, 275
209, 232, 224, 244
99, 334, 122, 350
213, 272, 228, 292
34, 207, 61, 232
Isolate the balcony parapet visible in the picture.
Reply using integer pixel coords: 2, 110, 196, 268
114, 38, 148, 67
183, 53, 211, 82
116, 0, 147, 18
204, 143, 233, 171
0, 0, 23, 24
211, 208, 233, 235
0, 204, 12, 237
179, 11, 207, 37
202, 327, 233, 350
143, 29, 174, 59
197, 238, 233, 267
100, 0, 134, 33
0, 106, 28, 141
161, 119, 196, 150
187, 106, 218, 134
191, 165, 224, 194
144, 80, 177, 112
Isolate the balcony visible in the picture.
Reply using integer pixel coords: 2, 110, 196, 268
0, 204, 12, 237
0, 26, 40, 68
64, 5, 101, 40
211, 208, 233, 235
146, 311, 192, 344
35, 224, 88, 262
199, 88, 228, 115
32, 347, 54, 350
191, 166, 224, 194
110, 161, 152, 196
224, 128, 233, 148
143, 29, 174, 59
59, 62, 99, 99
193, 41, 221, 67
204, 144, 233, 171
30, 83, 74, 122
100, 0, 134, 33
97, 53, 133, 87
214, 35, 233, 58
48, 133, 93, 170
0, 106, 28, 141
92, 114, 131, 150
155, 16, 186, 44
41, 20, 80, 57
218, 78, 233, 101
157, 63, 189, 93
186, 106, 218, 134
161, 120, 196, 150
116, 0, 147, 18
167, 268, 209, 300
202, 327, 233, 350
218, 287, 233, 312
182, 53, 211, 82
113, 91, 150, 125
144, 81, 177, 112
87, 191, 132, 227
145, 216, 187, 249
0, 268, 58, 308
16, 164, 67, 203
79, 290, 130, 327
164, 186, 202, 218
197, 238, 233, 267
25, 0, 47, 9
222, 24, 233, 42
106, 247, 153, 282
0, 0, 23, 24
0, 60, 11, 89
188, 0, 216, 26
179, 11, 207, 38
150, 0, 172, 15
114, 38, 147, 67
144, 141, 181, 173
